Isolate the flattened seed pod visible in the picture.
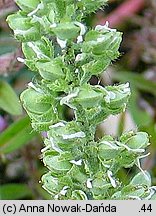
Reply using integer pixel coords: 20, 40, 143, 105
7, 13, 40, 42
36, 58, 65, 81
130, 171, 151, 187
43, 155, 72, 175
92, 181, 112, 199
20, 88, 52, 114
15, 0, 41, 12
51, 22, 80, 40
104, 83, 131, 110
42, 172, 61, 196
98, 140, 122, 160
22, 37, 53, 71
73, 84, 103, 108
124, 132, 149, 150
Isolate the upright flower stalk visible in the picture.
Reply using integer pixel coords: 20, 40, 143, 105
7, 0, 155, 200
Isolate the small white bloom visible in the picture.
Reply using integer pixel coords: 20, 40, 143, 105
75, 22, 86, 36
14, 29, 26, 35
75, 54, 84, 62
49, 122, 65, 128
105, 92, 116, 103
86, 178, 93, 189
50, 23, 57, 28
60, 186, 69, 196
41, 145, 50, 153
60, 89, 79, 108
77, 35, 83, 43
95, 21, 116, 32
97, 36, 105, 43
62, 131, 85, 140
75, 68, 79, 73
28, 82, 43, 93
17, 57, 25, 63
70, 159, 82, 166
101, 141, 119, 150
57, 38, 67, 49
107, 170, 117, 188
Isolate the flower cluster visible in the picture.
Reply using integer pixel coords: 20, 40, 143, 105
7, 0, 155, 199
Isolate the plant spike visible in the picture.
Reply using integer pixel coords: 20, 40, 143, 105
7, 0, 155, 200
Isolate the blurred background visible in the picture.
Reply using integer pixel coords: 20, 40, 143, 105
0, 0, 156, 199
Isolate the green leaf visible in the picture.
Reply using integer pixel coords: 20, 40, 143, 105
0, 184, 33, 200
0, 117, 37, 154
0, 80, 22, 115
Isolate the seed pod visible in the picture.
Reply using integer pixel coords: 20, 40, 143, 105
83, 30, 122, 56
98, 139, 122, 160
42, 172, 61, 196
22, 37, 54, 70
123, 132, 149, 150
104, 83, 131, 110
130, 171, 151, 187
22, 37, 53, 60
43, 155, 72, 175
51, 22, 80, 40
20, 88, 52, 114
15, 0, 41, 12
7, 13, 40, 42
73, 84, 103, 108
82, 58, 111, 76
20, 87, 58, 131
111, 184, 146, 200
48, 121, 85, 151
36, 58, 65, 81
91, 177, 112, 199
118, 150, 137, 168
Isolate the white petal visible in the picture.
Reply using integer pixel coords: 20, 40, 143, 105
17, 57, 25, 63
70, 159, 82, 166
62, 132, 85, 140
57, 38, 67, 49
49, 122, 65, 128
60, 186, 69, 196
28, 2, 44, 17
107, 170, 117, 188
86, 178, 93, 189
